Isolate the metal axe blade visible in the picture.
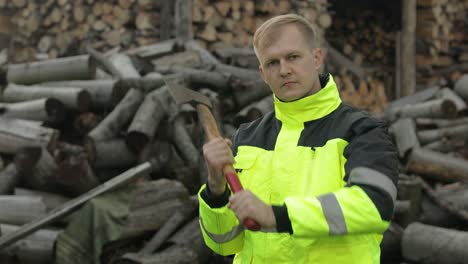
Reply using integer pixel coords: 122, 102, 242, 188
164, 76, 212, 108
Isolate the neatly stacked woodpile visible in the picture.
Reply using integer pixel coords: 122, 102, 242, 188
416, 0, 468, 85
4, 0, 333, 64
192, 0, 331, 50
5, 0, 165, 63
381, 74, 468, 264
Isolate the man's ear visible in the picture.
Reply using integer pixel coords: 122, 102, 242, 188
259, 65, 267, 84
314, 48, 324, 70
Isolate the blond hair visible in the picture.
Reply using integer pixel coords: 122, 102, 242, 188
253, 14, 318, 55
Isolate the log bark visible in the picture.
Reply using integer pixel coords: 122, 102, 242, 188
0, 118, 59, 154
14, 188, 70, 212
3, 83, 92, 112
385, 86, 439, 115
0, 224, 58, 264
15, 147, 58, 193
233, 95, 274, 127
0, 163, 18, 195
435, 87, 467, 113
126, 39, 179, 59
174, 0, 192, 40
454, 74, 468, 100
381, 222, 404, 263
172, 115, 200, 168
400, 0, 416, 96
86, 139, 137, 171
434, 183, 468, 211
417, 124, 468, 145
41, 79, 117, 109
423, 138, 465, 153
397, 176, 422, 227
416, 117, 468, 128
0, 196, 46, 225
0, 160, 156, 250
0, 98, 65, 123
6, 54, 96, 85
87, 53, 144, 142
390, 118, 420, 158
56, 152, 100, 197
126, 87, 169, 153
419, 195, 458, 227
232, 79, 272, 109
120, 218, 211, 264
406, 148, 468, 182
402, 222, 468, 264
388, 98, 457, 120
112, 75, 165, 104
121, 197, 191, 238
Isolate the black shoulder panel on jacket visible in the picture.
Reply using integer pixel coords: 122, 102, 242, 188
298, 104, 366, 148
231, 111, 281, 156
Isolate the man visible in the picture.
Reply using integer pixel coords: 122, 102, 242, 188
198, 14, 398, 263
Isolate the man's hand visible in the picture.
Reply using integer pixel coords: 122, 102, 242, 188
203, 137, 233, 196
229, 190, 276, 230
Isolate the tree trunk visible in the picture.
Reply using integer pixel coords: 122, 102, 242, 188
56, 153, 100, 197
454, 74, 468, 100
0, 98, 65, 123
87, 53, 144, 142
406, 147, 468, 182
86, 139, 137, 171
389, 98, 457, 120
15, 147, 58, 193
3, 83, 92, 112
402, 222, 468, 264
126, 87, 169, 153
0, 224, 58, 264
400, 0, 416, 96
6, 54, 96, 85
390, 118, 420, 158
42, 79, 117, 109
0, 118, 59, 154
0, 196, 46, 225
0, 163, 19, 195
418, 124, 468, 145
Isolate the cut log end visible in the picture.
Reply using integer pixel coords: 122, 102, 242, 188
126, 131, 150, 154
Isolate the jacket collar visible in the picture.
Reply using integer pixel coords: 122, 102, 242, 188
274, 74, 341, 125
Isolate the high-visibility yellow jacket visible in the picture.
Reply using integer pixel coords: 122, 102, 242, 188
198, 74, 399, 264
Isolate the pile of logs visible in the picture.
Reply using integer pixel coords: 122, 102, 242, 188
192, 0, 331, 50
381, 74, 468, 264
4, 0, 332, 64
0, 37, 290, 263
415, 0, 468, 86
4, 0, 167, 62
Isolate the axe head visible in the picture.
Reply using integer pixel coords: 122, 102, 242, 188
164, 76, 212, 108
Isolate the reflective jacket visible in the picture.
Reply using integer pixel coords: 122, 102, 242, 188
198, 74, 398, 264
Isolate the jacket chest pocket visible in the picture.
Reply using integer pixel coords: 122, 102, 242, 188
233, 153, 259, 189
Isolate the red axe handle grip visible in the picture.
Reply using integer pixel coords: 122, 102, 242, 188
197, 104, 261, 231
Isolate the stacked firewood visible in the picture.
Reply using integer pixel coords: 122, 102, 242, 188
192, 0, 331, 50
416, 0, 468, 85
5, 0, 332, 64
381, 74, 468, 264
6, 0, 164, 63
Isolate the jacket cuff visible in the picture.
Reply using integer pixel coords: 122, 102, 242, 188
200, 184, 230, 208
272, 205, 293, 234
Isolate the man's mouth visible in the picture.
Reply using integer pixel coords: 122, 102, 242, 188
282, 81, 297, 87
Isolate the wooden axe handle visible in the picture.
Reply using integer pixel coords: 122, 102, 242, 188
196, 104, 261, 231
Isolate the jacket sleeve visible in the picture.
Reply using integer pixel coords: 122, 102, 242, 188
273, 117, 399, 238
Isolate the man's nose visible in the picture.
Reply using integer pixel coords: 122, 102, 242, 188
279, 61, 291, 76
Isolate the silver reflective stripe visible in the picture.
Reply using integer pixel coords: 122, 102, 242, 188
317, 194, 348, 235
199, 217, 244, 243
349, 167, 397, 203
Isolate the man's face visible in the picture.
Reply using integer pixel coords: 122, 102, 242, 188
257, 24, 323, 102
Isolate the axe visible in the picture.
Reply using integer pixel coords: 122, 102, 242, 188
166, 77, 261, 231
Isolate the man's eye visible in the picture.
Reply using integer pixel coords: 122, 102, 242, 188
288, 55, 298, 60
268, 61, 278, 67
